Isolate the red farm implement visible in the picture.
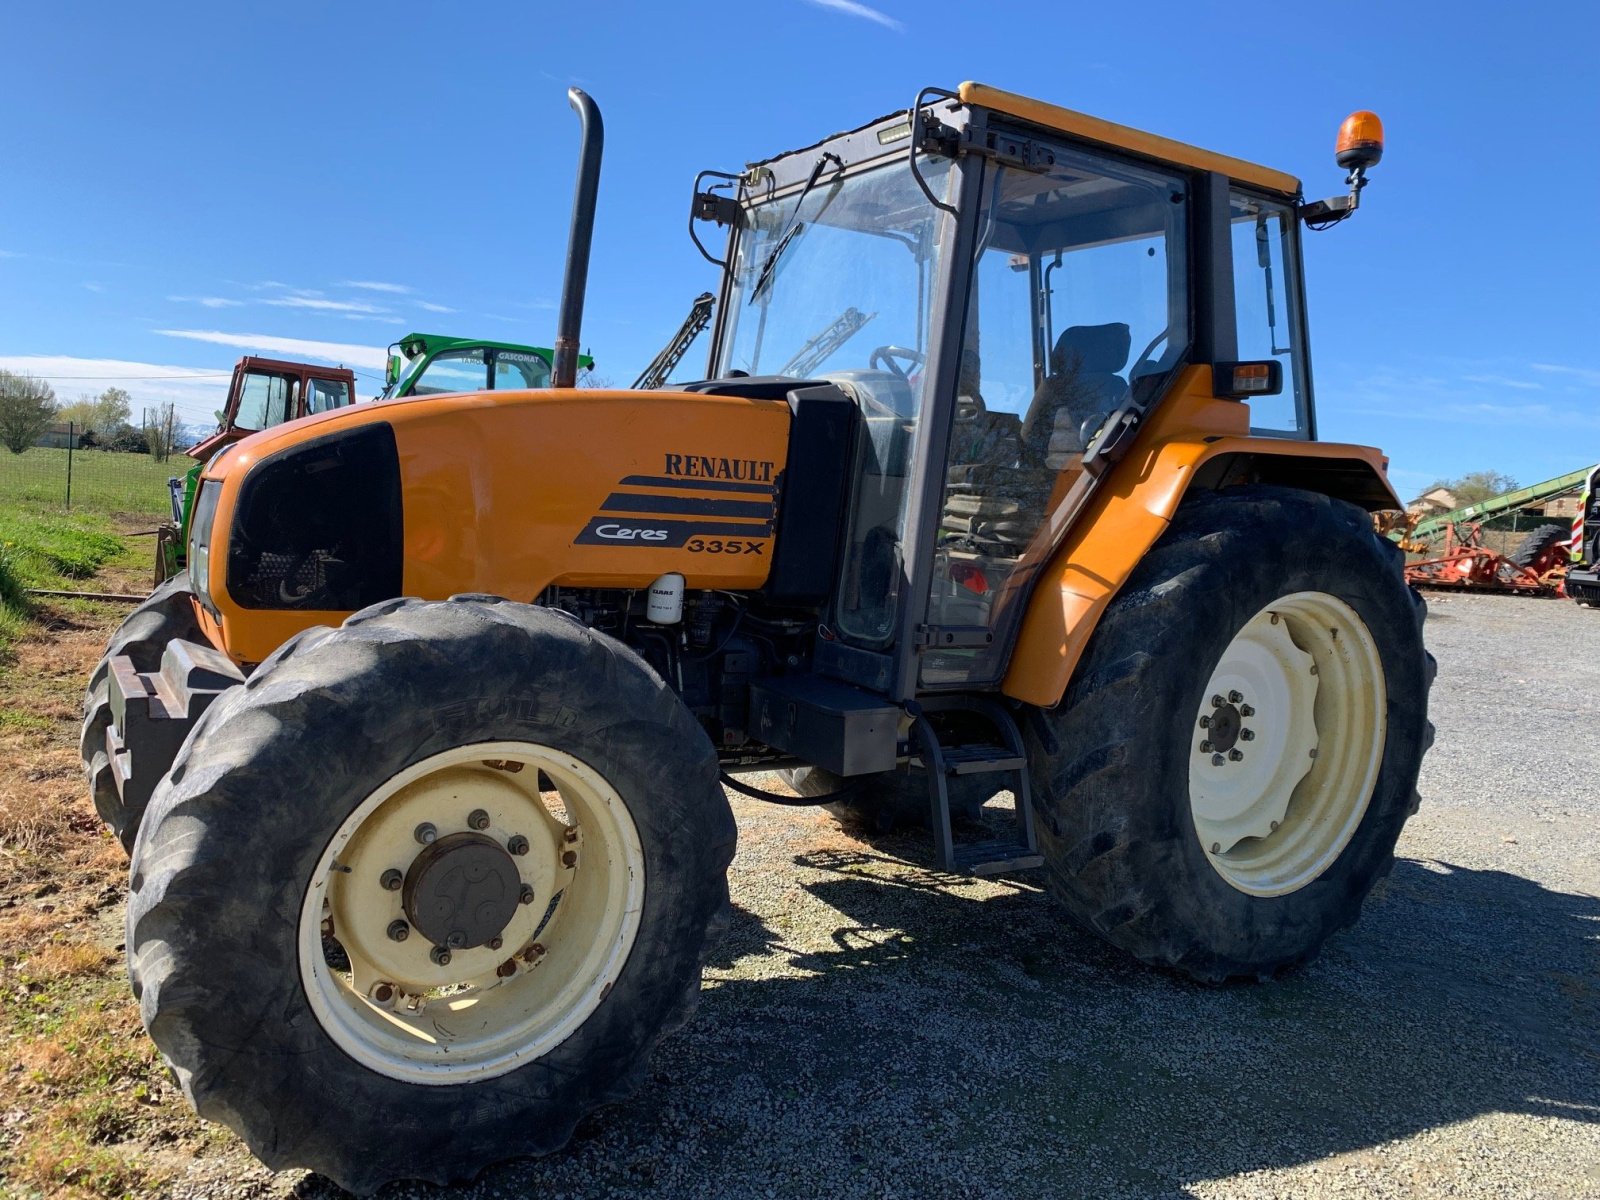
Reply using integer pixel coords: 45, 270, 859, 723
1403, 520, 1570, 596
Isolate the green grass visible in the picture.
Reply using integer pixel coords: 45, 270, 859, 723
0, 504, 141, 650
0, 446, 175, 521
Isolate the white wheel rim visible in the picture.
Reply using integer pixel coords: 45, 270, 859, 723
297, 741, 645, 1084
1187, 592, 1386, 897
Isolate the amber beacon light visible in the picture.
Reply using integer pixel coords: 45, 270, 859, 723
1335, 110, 1385, 171
1301, 109, 1385, 228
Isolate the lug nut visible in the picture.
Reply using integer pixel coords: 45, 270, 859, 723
1240, 729, 1255, 741
489, 936, 503, 951
380, 869, 403, 891
561, 850, 578, 868
1228, 690, 1243, 704
497, 959, 517, 978
414, 822, 437, 845
1270, 820, 1280, 832
519, 884, 536, 906
1309, 665, 1319, 676
1199, 740, 1213, 753
1239, 704, 1255, 717
1228, 749, 1244, 762
1211, 694, 1225, 708
1210, 842, 1221, 853
1309, 748, 1319, 759
507, 834, 530, 856
446, 931, 467, 950
1211, 753, 1225, 767
430, 946, 452, 966
1198, 715, 1212, 729
387, 920, 410, 942
370, 982, 395, 1004
468, 809, 490, 831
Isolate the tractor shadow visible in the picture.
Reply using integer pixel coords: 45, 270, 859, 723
305, 841, 1600, 1199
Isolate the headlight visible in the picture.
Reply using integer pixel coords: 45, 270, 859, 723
189, 480, 222, 613
225, 423, 403, 611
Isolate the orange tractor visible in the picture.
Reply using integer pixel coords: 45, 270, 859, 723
83, 86, 1429, 1190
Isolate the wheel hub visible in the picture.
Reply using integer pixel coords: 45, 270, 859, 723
403, 832, 523, 950
1206, 702, 1243, 752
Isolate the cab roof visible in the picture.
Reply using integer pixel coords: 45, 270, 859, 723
960, 82, 1301, 196
395, 333, 593, 370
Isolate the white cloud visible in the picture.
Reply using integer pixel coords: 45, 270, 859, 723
156, 329, 387, 371
416, 300, 455, 313
0, 250, 20, 259
262, 296, 388, 315
1531, 363, 1600, 388
1462, 373, 1542, 391
169, 294, 247, 308
801, 0, 903, 30
0, 354, 235, 423
82, 282, 106, 294
342, 280, 412, 294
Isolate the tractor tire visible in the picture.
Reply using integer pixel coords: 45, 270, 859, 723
1024, 486, 1434, 983
79, 572, 200, 852
782, 765, 995, 833
126, 597, 735, 1194
1507, 522, 1568, 570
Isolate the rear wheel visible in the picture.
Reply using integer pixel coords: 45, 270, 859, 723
127, 598, 735, 1192
1025, 486, 1433, 981
1506, 522, 1568, 571
79, 572, 200, 851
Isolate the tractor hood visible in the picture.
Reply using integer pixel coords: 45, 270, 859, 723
192, 387, 792, 663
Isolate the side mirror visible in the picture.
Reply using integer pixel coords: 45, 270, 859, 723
385, 354, 402, 388
1300, 110, 1385, 229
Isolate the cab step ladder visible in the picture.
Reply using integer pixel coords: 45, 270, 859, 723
912, 699, 1044, 875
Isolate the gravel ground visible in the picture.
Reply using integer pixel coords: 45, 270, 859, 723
173, 593, 1599, 1200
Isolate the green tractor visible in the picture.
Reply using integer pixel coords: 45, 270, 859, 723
154, 357, 358, 584
379, 332, 593, 398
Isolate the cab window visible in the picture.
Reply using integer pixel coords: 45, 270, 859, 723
410, 349, 489, 395
235, 372, 293, 429
306, 378, 354, 414
1230, 193, 1309, 436
492, 351, 551, 390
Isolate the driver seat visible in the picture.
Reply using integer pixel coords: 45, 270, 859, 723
1021, 323, 1131, 469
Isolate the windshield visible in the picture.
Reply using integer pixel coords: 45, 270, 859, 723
720, 153, 956, 647
718, 155, 954, 392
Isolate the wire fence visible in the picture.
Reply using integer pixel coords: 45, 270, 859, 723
0, 424, 177, 521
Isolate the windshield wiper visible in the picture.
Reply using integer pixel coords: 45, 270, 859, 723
748, 152, 843, 303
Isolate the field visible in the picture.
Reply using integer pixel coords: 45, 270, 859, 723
0, 448, 175, 523
0, 539, 1595, 1197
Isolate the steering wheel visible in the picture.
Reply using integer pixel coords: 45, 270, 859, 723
1127, 328, 1169, 382
869, 345, 925, 380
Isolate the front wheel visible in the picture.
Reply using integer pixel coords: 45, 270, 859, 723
80, 572, 200, 851
1026, 486, 1434, 981
127, 598, 735, 1192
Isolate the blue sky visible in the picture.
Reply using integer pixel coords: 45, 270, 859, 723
3, 0, 1595, 498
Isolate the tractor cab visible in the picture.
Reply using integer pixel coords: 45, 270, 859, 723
188, 356, 357, 461
693, 83, 1375, 701
379, 332, 590, 399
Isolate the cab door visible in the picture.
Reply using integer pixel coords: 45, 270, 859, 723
916, 140, 1193, 689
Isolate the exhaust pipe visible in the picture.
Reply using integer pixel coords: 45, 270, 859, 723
553, 88, 603, 389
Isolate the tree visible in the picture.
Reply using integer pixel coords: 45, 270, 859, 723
58, 386, 132, 435
0, 370, 58, 454
143, 402, 180, 463
1417, 470, 1519, 507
